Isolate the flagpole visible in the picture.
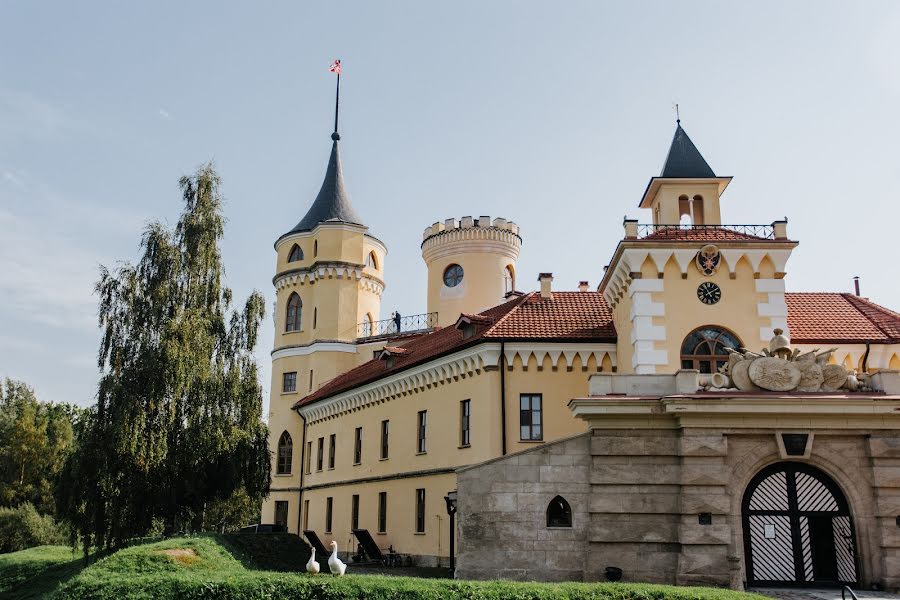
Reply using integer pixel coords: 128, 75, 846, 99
333, 71, 340, 137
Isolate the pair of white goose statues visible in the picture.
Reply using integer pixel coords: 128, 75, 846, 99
306, 540, 346, 576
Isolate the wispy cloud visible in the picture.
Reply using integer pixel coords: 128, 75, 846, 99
158, 108, 172, 120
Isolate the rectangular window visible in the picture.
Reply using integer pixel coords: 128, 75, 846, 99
325, 497, 333, 533
417, 410, 427, 453
328, 434, 336, 469
282, 371, 297, 393
351, 494, 360, 531
316, 437, 324, 471
354, 427, 362, 464
378, 492, 387, 533
415, 488, 425, 533
308, 370, 314, 392
274, 501, 288, 529
380, 420, 389, 459
460, 399, 471, 447
519, 394, 543, 441
303, 499, 309, 530
306, 441, 312, 474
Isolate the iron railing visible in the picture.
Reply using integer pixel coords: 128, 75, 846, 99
635, 223, 775, 239
357, 312, 438, 340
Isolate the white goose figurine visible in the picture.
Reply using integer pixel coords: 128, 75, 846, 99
328, 540, 347, 576
305, 547, 320, 575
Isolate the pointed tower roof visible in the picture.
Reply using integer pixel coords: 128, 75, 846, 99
286, 132, 365, 235
660, 122, 716, 178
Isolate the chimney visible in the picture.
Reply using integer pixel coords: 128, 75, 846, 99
578, 280, 589, 292
853, 276, 860, 296
538, 273, 553, 300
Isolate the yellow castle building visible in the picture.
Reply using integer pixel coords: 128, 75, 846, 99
261, 113, 900, 590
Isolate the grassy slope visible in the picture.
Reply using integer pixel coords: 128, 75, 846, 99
0, 546, 85, 600
2, 538, 770, 600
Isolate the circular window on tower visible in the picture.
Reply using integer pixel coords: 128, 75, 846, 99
443, 264, 464, 288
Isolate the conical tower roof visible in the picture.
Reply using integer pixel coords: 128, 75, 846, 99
659, 123, 716, 178
286, 133, 365, 235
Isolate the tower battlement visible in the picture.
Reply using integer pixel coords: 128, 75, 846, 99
421, 216, 521, 261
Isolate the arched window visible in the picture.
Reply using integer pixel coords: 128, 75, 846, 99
546, 495, 572, 528
366, 251, 378, 270
680, 326, 741, 374
288, 244, 303, 262
277, 431, 293, 475
503, 265, 515, 294
285, 293, 302, 332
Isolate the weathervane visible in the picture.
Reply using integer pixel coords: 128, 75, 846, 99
329, 59, 342, 139
673, 102, 680, 124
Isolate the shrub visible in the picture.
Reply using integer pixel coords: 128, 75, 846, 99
0, 503, 68, 553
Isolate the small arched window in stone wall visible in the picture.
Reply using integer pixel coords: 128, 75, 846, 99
288, 244, 303, 262
680, 326, 741, 374
285, 293, 302, 332
546, 495, 572, 528
503, 265, 515, 294
277, 431, 293, 475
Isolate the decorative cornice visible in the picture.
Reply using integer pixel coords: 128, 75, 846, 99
273, 264, 385, 297
502, 342, 617, 370
275, 222, 388, 254
272, 341, 358, 360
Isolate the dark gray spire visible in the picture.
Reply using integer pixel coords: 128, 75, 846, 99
286, 137, 365, 234
660, 123, 716, 178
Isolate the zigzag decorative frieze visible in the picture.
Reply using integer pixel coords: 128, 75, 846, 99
274, 264, 385, 297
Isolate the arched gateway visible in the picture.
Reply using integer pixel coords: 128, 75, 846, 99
742, 462, 858, 586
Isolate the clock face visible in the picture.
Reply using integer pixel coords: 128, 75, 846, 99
697, 282, 721, 305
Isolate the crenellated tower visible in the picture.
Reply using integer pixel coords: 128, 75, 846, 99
421, 216, 521, 327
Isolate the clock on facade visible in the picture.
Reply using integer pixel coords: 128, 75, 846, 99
697, 282, 721, 305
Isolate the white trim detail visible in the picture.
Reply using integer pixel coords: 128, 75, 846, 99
297, 344, 503, 424
502, 342, 617, 370
272, 342, 358, 360
755, 278, 789, 342
628, 279, 667, 373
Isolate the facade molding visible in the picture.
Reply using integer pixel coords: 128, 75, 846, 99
272, 341, 358, 360
502, 342, 617, 370
273, 266, 385, 297
302, 466, 457, 492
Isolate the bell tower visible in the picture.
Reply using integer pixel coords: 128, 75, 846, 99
263, 66, 386, 531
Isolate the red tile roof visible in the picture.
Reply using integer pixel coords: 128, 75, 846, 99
294, 292, 616, 407
639, 227, 771, 242
786, 293, 900, 344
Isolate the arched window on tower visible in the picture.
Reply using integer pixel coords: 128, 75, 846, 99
366, 251, 378, 270
503, 265, 515, 295
288, 244, 303, 262
277, 431, 293, 475
285, 293, 302, 332
546, 495, 572, 528
680, 326, 741, 374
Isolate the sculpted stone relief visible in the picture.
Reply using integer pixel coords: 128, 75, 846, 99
702, 329, 867, 393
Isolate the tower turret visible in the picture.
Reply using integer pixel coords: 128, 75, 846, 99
421, 216, 521, 327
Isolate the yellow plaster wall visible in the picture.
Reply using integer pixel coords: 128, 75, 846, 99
649, 182, 722, 225
426, 252, 516, 327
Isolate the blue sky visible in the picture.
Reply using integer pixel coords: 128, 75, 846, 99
2, 2, 899, 412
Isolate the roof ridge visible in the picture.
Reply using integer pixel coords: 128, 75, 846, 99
842, 293, 900, 341
484, 292, 534, 337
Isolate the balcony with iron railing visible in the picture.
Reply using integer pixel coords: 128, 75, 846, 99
623, 220, 789, 241
357, 312, 438, 341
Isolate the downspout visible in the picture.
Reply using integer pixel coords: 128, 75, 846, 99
296, 409, 307, 536
861, 342, 871, 374
500, 341, 507, 456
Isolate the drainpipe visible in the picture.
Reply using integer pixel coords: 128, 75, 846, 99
500, 341, 507, 456
296, 409, 307, 536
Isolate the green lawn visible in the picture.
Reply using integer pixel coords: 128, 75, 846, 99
1, 536, 769, 600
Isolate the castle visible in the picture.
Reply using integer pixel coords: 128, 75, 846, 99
261, 111, 900, 589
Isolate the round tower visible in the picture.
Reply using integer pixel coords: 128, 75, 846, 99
421, 216, 521, 327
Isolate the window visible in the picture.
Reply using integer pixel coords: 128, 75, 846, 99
354, 427, 362, 464
306, 441, 312, 474
316, 437, 324, 471
460, 400, 471, 447
380, 420, 389, 459
308, 370, 314, 392
443, 264, 464, 287
366, 251, 378, 269
313, 307, 317, 329
303, 499, 309, 530
417, 410, 427, 453
520, 394, 543, 441
363, 313, 374, 337
546, 495, 572, 528
415, 489, 425, 533
503, 265, 515, 294
276, 431, 293, 475
285, 293, 302, 332
288, 244, 303, 262
274, 501, 289, 529
282, 371, 297, 393
328, 434, 336, 469
378, 492, 387, 533
313, 240, 318, 257
351, 494, 360, 530
325, 497, 333, 533
680, 326, 741, 374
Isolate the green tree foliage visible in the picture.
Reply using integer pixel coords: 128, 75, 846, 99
0, 379, 80, 514
56, 164, 271, 553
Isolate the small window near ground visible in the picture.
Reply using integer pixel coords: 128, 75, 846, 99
415, 488, 425, 533
378, 491, 387, 533
546, 495, 572, 528
325, 497, 333, 533
274, 501, 289, 529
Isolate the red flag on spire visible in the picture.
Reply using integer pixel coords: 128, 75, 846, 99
329, 59, 341, 75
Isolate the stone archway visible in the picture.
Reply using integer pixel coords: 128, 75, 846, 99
742, 461, 858, 587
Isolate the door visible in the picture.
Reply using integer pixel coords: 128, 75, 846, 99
742, 462, 857, 586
